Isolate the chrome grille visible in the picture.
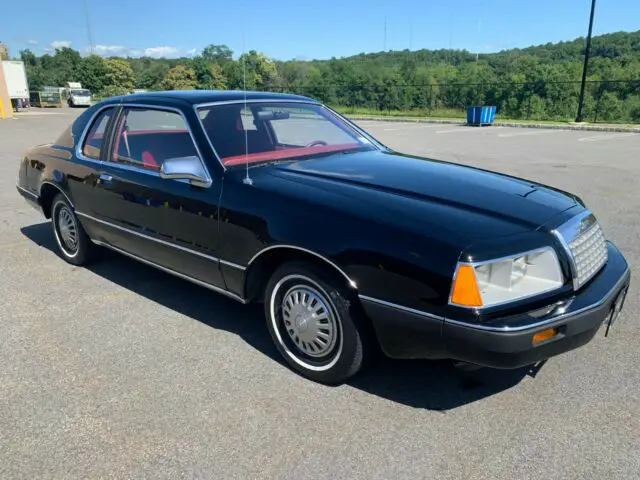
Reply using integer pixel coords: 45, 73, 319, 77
553, 211, 608, 289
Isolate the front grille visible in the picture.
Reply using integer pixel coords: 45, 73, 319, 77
553, 211, 608, 289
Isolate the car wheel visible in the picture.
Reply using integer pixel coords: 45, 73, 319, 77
264, 262, 371, 384
51, 193, 95, 265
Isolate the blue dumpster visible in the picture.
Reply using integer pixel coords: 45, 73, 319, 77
466, 106, 496, 126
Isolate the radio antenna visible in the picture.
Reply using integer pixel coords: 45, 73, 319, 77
242, 27, 252, 186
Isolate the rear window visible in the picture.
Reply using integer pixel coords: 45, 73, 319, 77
81, 107, 114, 160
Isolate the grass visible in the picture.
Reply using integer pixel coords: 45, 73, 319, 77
333, 106, 640, 128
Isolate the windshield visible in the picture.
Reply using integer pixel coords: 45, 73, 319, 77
197, 102, 377, 166
71, 89, 91, 96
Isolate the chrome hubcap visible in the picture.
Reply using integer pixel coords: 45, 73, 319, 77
281, 285, 337, 357
57, 206, 78, 253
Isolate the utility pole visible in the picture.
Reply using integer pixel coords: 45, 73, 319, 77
575, 0, 596, 123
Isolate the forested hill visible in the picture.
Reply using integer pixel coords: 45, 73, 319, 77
15, 30, 640, 122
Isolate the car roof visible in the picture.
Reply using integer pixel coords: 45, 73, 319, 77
111, 90, 318, 106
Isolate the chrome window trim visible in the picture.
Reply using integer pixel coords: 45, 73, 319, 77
92, 239, 246, 304
75, 103, 116, 164
358, 295, 444, 322
76, 103, 213, 188
247, 244, 357, 289
76, 211, 246, 270
447, 246, 564, 309
17, 184, 39, 200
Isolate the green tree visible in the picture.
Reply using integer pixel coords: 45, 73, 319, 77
77, 55, 108, 94
237, 50, 279, 90
104, 58, 135, 95
162, 65, 198, 90
202, 44, 233, 63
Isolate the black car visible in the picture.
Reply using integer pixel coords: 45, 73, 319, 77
17, 91, 631, 384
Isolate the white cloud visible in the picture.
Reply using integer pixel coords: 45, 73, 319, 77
89, 44, 197, 59
143, 46, 180, 58
27, 39, 38, 45
50, 40, 71, 49
93, 44, 129, 56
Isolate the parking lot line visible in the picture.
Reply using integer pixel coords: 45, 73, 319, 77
578, 133, 638, 142
436, 127, 501, 134
498, 130, 561, 138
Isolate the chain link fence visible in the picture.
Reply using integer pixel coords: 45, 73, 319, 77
266, 80, 640, 124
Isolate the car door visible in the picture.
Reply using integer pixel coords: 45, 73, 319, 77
82, 105, 225, 289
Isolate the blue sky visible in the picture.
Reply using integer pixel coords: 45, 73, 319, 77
3, 0, 639, 60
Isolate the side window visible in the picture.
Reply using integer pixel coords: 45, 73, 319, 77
82, 107, 114, 160
110, 108, 199, 172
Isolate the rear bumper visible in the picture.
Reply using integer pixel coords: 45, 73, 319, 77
361, 242, 631, 368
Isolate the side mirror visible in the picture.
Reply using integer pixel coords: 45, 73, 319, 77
160, 156, 211, 188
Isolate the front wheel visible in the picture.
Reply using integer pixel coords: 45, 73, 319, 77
264, 262, 371, 384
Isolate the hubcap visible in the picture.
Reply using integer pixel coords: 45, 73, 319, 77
281, 285, 337, 358
57, 206, 78, 253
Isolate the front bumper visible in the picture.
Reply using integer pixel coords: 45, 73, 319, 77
361, 242, 630, 368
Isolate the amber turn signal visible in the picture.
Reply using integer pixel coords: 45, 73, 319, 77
532, 328, 558, 345
450, 264, 483, 307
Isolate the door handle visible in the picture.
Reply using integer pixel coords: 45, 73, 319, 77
97, 173, 113, 184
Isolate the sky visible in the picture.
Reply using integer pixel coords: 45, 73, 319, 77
2, 0, 639, 61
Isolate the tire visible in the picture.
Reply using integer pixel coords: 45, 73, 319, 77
264, 261, 372, 384
51, 193, 96, 265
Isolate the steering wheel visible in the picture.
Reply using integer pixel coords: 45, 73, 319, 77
305, 140, 328, 147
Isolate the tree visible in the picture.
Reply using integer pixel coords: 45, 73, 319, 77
190, 56, 226, 89
208, 63, 227, 90
162, 65, 197, 90
237, 50, 279, 90
202, 44, 233, 63
104, 58, 135, 95
77, 55, 108, 94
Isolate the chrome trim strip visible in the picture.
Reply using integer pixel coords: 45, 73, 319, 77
247, 245, 357, 289
92, 240, 246, 304
40, 181, 74, 208
76, 211, 227, 265
17, 184, 39, 200
445, 264, 630, 332
219, 259, 247, 271
75, 103, 213, 188
358, 295, 444, 322
195, 99, 320, 108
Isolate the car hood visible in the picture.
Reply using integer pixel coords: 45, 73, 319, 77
262, 150, 578, 240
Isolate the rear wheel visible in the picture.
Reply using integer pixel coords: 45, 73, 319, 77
51, 194, 96, 265
264, 262, 371, 384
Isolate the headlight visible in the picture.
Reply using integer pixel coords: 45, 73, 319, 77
449, 247, 564, 308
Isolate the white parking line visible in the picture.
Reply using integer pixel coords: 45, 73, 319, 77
578, 133, 638, 142
436, 127, 501, 134
498, 130, 561, 138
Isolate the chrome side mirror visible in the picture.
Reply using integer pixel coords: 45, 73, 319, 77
160, 156, 211, 188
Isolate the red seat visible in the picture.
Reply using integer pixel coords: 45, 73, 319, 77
141, 150, 159, 171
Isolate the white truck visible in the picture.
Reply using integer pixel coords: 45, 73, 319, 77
2, 60, 29, 99
65, 82, 92, 107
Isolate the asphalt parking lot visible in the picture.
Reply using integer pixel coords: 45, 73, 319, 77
1, 109, 639, 479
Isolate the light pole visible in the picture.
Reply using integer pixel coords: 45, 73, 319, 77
575, 0, 596, 123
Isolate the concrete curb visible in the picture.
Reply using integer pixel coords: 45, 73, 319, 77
347, 115, 640, 133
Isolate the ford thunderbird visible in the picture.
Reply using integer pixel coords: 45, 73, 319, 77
17, 91, 631, 383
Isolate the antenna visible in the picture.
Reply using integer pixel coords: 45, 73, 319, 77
83, 0, 94, 54
241, 27, 252, 186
